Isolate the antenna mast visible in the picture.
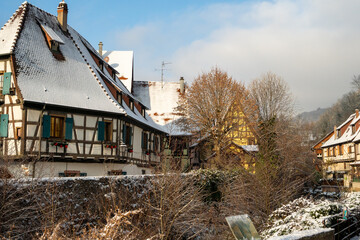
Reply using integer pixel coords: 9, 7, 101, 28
158, 61, 171, 88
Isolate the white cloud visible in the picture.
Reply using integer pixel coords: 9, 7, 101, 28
112, 0, 360, 112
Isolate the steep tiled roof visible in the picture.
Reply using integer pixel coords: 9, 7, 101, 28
0, 2, 165, 133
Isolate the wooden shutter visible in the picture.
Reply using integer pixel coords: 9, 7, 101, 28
122, 124, 127, 144
65, 118, 73, 140
2, 72, 11, 95
0, 114, 9, 137
98, 121, 105, 141
42, 115, 51, 138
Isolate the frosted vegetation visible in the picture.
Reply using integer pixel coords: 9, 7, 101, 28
262, 192, 360, 238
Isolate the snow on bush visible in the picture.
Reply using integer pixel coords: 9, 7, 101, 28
262, 193, 360, 239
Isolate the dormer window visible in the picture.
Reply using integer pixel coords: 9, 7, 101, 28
129, 99, 134, 111
337, 129, 341, 138
40, 23, 65, 60
99, 62, 104, 72
50, 40, 60, 52
141, 107, 146, 118
112, 72, 117, 80
117, 92, 122, 105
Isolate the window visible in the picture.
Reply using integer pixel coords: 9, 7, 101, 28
142, 169, 146, 175
105, 121, 112, 142
337, 130, 341, 138
50, 40, 59, 52
122, 124, 132, 146
352, 125, 356, 134
339, 145, 343, 155
15, 127, 22, 140
154, 135, 159, 152
129, 99, 134, 111
117, 92, 122, 105
59, 170, 87, 177
99, 62, 104, 72
112, 72, 117, 80
141, 107, 146, 118
50, 116, 65, 138
0, 72, 3, 90
142, 132, 148, 150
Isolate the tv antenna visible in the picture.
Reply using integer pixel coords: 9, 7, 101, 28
155, 61, 171, 88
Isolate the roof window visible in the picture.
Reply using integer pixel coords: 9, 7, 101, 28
40, 23, 65, 60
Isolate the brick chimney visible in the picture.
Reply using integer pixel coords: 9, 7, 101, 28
57, 1, 68, 32
179, 77, 185, 94
98, 42, 103, 56
356, 109, 359, 118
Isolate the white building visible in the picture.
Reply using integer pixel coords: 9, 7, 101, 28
0, 1, 165, 177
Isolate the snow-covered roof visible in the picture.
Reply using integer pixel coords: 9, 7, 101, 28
133, 81, 184, 126
322, 126, 360, 148
40, 23, 64, 44
239, 145, 259, 152
0, 2, 27, 55
102, 51, 133, 92
163, 118, 192, 136
0, 2, 165, 133
337, 113, 355, 129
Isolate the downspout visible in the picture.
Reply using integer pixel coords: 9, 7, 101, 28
32, 104, 46, 178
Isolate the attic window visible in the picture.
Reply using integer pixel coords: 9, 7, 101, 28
129, 99, 134, 111
40, 24, 65, 60
117, 92, 122, 106
141, 107, 146, 118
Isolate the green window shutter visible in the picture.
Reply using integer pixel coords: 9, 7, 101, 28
122, 124, 127, 143
65, 118, 73, 140
42, 115, 51, 138
98, 121, 105, 141
2, 72, 11, 95
0, 114, 9, 137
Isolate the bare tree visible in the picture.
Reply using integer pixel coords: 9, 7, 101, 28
248, 72, 315, 219
178, 67, 256, 167
249, 72, 293, 122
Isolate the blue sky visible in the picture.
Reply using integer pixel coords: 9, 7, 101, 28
1, 0, 360, 112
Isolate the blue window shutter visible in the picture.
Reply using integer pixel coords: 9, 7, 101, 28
42, 115, 51, 138
65, 118, 73, 140
2, 72, 11, 95
98, 121, 105, 141
122, 124, 126, 143
0, 114, 9, 137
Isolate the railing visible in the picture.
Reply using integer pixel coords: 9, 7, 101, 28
352, 177, 360, 183
328, 209, 360, 240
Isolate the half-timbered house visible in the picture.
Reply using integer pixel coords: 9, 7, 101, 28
0, 1, 165, 177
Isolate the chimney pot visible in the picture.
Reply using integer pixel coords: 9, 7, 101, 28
57, 1, 68, 32
179, 77, 185, 94
98, 42, 103, 56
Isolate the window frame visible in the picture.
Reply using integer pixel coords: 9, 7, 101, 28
50, 115, 65, 139
104, 120, 113, 142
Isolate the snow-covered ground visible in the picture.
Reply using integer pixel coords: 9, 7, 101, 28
262, 192, 360, 239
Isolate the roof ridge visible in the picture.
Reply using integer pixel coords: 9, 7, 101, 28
67, 29, 125, 113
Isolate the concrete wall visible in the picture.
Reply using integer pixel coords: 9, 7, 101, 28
268, 228, 334, 240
